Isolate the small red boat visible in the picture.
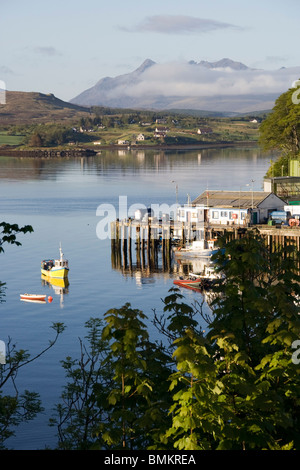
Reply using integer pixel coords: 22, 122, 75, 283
173, 278, 202, 288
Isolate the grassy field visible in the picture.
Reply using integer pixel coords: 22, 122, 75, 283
0, 90, 261, 149
0, 132, 24, 145
79, 118, 259, 148
0, 90, 262, 148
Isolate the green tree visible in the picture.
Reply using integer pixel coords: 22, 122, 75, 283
99, 303, 172, 449
155, 290, 216, 450
0, 222, 33, 254
51, 306, 172, 450
165, 233, 300, 450
259, 84, 300, 176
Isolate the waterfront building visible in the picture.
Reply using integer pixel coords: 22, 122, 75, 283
177, 190, 286, 226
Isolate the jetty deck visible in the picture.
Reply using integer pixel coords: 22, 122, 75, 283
110, 218, 300, 276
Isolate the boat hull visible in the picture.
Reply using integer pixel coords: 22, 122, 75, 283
173, 281, 203, 292
173, 279, 203, 287
175, 249, 220, 258
41, 267, 69, 279
20, 294, 47, 302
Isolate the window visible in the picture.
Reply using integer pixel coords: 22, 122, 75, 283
220, 211, 228, 218
212, 211, 219, 219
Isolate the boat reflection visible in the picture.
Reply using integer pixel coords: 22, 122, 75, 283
20, 298, 47, 304
41, 274, 69, 308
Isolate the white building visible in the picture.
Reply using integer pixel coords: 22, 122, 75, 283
177, 205, 205, 224
177, 190, 286, 226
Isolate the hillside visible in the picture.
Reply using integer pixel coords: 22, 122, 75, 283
0, 91, 91, 124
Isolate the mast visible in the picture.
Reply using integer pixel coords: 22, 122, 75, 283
59, 242, 64, 261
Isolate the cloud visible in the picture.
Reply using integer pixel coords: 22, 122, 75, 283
265, 55, 289, 64
253, 56, 290, 69
105, 61, 300, 100
33, 46, 62, 57
73, 59, 300, 113
121, 15, 241, 35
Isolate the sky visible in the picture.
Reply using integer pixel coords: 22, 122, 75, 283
0, 0, 300, 102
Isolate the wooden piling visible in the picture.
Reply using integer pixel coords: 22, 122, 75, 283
110, 218, 300, 277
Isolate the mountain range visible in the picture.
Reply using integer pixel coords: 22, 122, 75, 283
71, 58, 300, 114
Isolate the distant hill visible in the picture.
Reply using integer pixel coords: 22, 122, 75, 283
0, 91, 90, 124
70, 59, 156, 109
189, 58, 250, 71
71, 58, 300, 114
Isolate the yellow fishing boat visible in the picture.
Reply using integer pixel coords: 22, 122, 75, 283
41, 245, 69, 279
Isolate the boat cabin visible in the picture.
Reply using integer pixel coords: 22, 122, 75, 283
41, 246, 69, 271
54, 257, 68, 269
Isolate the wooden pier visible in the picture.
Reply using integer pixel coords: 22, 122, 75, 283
110, 218, 300, 277
0, 148, 97, 158
110, 218, 179, 275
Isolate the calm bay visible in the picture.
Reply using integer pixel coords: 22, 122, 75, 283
0, 146, 273, 449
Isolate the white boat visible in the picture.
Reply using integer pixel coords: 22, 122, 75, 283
174, 239, 221, 258
20, 293, 47, 303
189, 263, 224, 287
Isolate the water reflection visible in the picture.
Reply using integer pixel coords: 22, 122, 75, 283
0, 146, 272, 182
0, 147, 274, 220
111, 236, 211, 287
41, 275, 69, 309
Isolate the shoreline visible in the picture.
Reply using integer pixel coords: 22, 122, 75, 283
0, 140, 258, 158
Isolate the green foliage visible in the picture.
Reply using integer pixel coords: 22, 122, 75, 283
266, 155, 289, 177
154, 233, 300, 450
26, 124, 76, 147
99, 304, 172, 449
0, 222, 33, 253
0, 391, 43, 448
259, 85, 300, 157
51, 307, 172, 450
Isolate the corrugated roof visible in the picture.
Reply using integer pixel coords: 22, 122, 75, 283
192, 190, 271, 208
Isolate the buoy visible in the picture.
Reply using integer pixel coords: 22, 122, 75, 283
48, 296, 53, 303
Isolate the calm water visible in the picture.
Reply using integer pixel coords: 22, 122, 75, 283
0, 146, 272, 449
